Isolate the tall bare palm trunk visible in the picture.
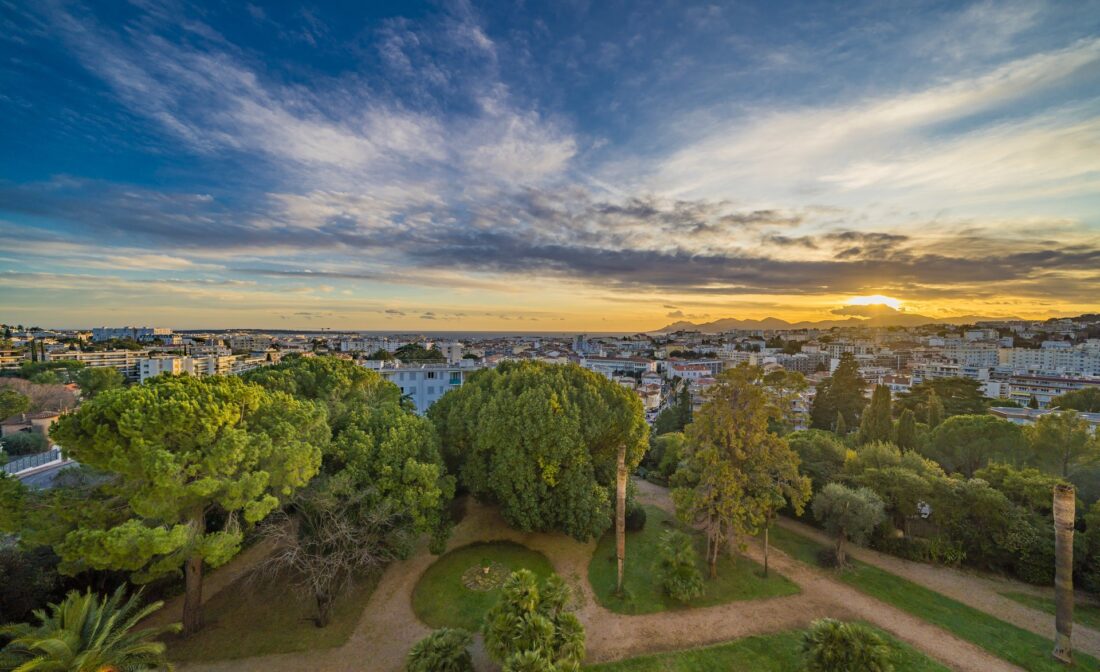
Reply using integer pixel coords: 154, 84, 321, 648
1053, 483, 1075, 664
615, 443, 627, 596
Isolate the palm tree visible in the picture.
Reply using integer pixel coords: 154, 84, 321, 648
802, 618, 894, 672
0, 586, 180, 672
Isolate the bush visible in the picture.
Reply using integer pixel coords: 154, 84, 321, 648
656, 530, 704, 603
816, 548, 841, 569
1, 432, 47, 457
483, 570, 585, 669
625, 505, 647, 532
406, 627, 474, 672
0, 544, 64, 624
802, 618, 894, 672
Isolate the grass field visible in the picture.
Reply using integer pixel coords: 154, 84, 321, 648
167, 571, 379, 662
767, 524, 1100, 672
588, 505, 799, 615
411, 540, 554, 630
1001, 591, 1100, 631
583, 627, 950, 671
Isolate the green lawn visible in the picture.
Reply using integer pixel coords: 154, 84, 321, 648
584, 627, 950, 671
411, 540, 554, 630
588, 505, 799, 615
768, 525, 1100, 672
1001, 591, 1100, 631
167, 571, 379, 662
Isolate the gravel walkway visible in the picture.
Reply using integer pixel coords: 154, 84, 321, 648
775, 516, 1100, 659
178, 482, 1066, 672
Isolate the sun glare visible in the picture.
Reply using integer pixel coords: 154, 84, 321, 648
847, 294, 903, 310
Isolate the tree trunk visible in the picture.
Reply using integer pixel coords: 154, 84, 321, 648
182, 554, 204, 635
708, 534, 718, 579
835, 535, 846, 567
1053, 483, 1075, 664
763, 525, 770, 578
316, 592, 332, 628
615, 443, 627, 596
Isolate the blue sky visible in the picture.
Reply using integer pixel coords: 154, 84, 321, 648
1, 0, 1098, 330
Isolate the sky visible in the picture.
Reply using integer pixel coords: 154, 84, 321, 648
1, 0, 1099, 332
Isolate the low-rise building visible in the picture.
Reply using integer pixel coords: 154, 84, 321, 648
362, 360, 484, 414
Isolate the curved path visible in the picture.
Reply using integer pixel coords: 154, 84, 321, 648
179, 480, 1056, 671
774, 515, 1100, 659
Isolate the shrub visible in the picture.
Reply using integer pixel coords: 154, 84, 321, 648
802, 618, 894, 672
406, 627, 474, 672
1, 432, 47, 457
625, 505, 647, 532
656, 530, 704, 603
483, 570, 585, 670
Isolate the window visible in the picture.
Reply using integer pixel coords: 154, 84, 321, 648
427, 386, 435, 394
450, 372, 461, 385
427, 371, 436, 379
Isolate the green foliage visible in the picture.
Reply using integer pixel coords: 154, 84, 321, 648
406, 627, 474, 672
0, 544, 63, 625
16, 360, 86, 384
845, 443, 944, 532
0, 388, 30, 419
673, 366, 811, 577
1081, 501, 1100, 593
431, 361, 647, 541
927, 414, 1027, 477
656, 530, 704, 603
925, 391, 943, 428
0, 586, 180, 672
44, 375, 327, 631
802, 618, 894, 672
1026, 410, 1097, 477
646, 432, 685, 480
897, 378, 987, 421
395, 343, 446, 363
858, 385, 893, 445
973, 463, 1069, 513
73, 366, 124, 400
625, 503, 646, 532
787, 430, 847, 492
1050, 387, 1100, 412
893, 410, 917, 451
812, 483, 886, 563
243, 355, 400, 432
366, 348, 395, 361
810, 354, 866, 431
652, 387, 692, 435
2, 431, 48, 456
482, 570, 585, 672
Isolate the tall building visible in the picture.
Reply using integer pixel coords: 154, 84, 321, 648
362, 359, 484, 413
91, 327, 172, 342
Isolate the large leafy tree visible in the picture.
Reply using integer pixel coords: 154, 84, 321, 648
673, 365, 810, 578
810, 354, 866, 431
812, 483, 885, 565
1050, 387, 1100, 413
73, 367, 124, 400
1026, 410, 1098, 478
858, 385, 893, 444
787, 430, 847, 493
0, 586, 179, 672
430, 362, 647, 541
47, 375, 327, 633
893, 409, 917, 450
927, 414, 1028, 477
896, 377, 988, 419
0, 388, 30, 419
483, 570, 585, 672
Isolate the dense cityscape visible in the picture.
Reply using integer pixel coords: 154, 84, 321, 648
3, 0, 1100, 670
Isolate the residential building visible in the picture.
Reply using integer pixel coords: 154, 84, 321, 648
1005, 375, 1100, 408
362, 359, 484, 414
91, 326, 172, 342
581, 356, 656, 378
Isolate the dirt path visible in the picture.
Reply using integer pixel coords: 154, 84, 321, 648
775, 516, 1100, 659
182, 482, 1039, 672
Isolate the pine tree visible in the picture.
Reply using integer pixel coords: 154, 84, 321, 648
926, 390, 944, 428
858, 385, 892, 444
1028, 395, 1040, 409
835, 411, 847, 436
894, 409, 917, 450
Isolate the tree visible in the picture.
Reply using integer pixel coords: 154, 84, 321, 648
928, 414, 1028, 477
73, 367, 124, 400
366, 348, 395, 361
926, 390, 944, 428
810, 354, 866, 431
407, 628, 474, 672
1029, 395, 1040, 409
1, 431, 48, 456
787, 430, 847, 492
652, 385, 691, 435
483, 570, 585, 671
395, 343, 446, 363
973, 463, 1068, 513
1053, 484, 1075, 664
0, 586, 180, 672
812, 483, 886, 565
897, 378, 987, 420
672, 366, 810, 578
1027, 411, 1097, 478
0, 388, 30, 419
802, 618, 894, 672
1051, 388, 1100, 413
430, 362, 647, 541
858, 385, 893, 444
893, 409, 917, 451
834, 411, 847, 436
48, 375, 327, 634
656, 529, 704, 603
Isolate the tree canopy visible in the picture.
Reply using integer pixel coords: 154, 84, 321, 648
927, 414, 1028, 477
858, 385, 893, 444
810, 353, 866, 431
1050, 387, 1100, 413
74, 367, 125, 400
1026, 410, 1097, 478
812, 483, 885, 565
429, 361, 647, 541
0, 388, 30, 420
896, 378, 988, 420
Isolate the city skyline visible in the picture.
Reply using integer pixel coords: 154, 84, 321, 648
2, 0, 1099, 330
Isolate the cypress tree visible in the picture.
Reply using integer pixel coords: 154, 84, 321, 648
1028, 395, 1040, 409
858, 385, 892, 444
894, 409, 917, 450
835, 410, 847, 436
926, 390, 944, 428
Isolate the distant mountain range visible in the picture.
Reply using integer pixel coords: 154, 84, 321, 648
652, 313, 1023, 333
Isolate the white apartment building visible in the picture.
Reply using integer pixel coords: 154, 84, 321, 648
362, 359, 484, 413
581, 356, 657, 378
1005, 375, 1100, 408
999, 343, 1100, 377
942, 343, 1000, 367
138, 354, 241, 382
46, 349, 145, 381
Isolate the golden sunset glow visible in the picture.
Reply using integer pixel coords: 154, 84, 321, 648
846, 295, 903, 310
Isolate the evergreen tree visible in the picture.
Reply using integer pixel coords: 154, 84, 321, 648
1027, 395, 1040, 409
926, 390, 944, 428
893, 409, 917, 451
810, 354, 865, 430
834, 411, 847, 436
858, 385, 892, 444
